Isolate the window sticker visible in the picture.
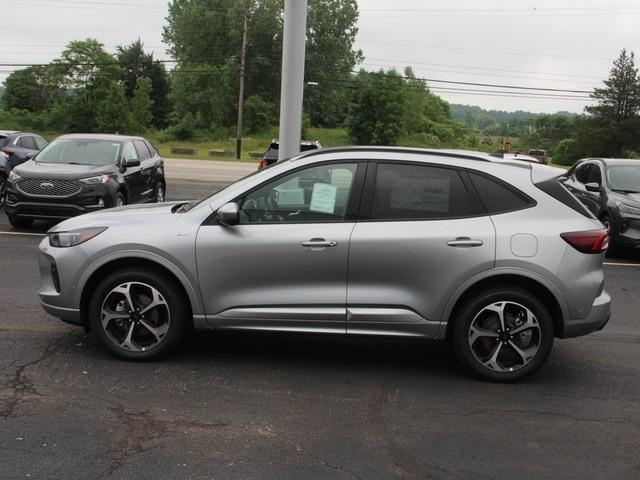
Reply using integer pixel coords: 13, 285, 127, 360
309, 182, 338, 214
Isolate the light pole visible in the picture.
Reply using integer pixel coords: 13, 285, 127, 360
278, 0, 308, 160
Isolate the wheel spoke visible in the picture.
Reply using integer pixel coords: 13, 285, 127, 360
484, 302, 506, 330
508, 340, 538, 365
469, 324, 499, 344
120, 323, 137, 350
101, 310, 129, 330
511, 310, 538, 335
140, 289, 168, 315
139, 319, 169, 342
112, 283, 136, 312
482, 342, 503, 371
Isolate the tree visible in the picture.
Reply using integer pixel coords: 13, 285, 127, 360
129, 77, 154, 133
244, 95, 275, 133
116, 40, 171, 128
346, 69, 406, 145
583, 49, 640, 156
96, 81, 130, 133
1, 67, 56, 112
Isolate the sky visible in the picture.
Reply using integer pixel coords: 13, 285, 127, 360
2, 0, 640, 114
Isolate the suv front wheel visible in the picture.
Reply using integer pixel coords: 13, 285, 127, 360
452, 287, 554, 382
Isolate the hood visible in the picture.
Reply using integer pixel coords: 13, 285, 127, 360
49, 201, 189, 232
14, 160, 118, 180
610, 190, 640, 205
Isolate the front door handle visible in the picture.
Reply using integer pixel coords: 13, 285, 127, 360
447, 237, 483, 248
301, 238, 338, 248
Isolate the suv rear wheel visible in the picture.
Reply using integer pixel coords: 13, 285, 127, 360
452, 287, 554, 382
89, 268, 188, 361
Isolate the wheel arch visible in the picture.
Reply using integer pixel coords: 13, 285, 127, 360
442, 270, 569, 340
77, 253, 200, 331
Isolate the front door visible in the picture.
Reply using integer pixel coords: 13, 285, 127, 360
196, 161, 364, 333
121, 141, 144, 202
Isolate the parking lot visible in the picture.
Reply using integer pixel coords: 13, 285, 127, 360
1, 162, 639, 480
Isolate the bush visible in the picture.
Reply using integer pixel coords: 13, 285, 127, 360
168, 113, 196, 141
553, 138, 582, 166
244, 95, 275, 133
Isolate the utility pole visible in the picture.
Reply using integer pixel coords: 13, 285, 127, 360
278, 0, 308, 160
235, 11, 249, 160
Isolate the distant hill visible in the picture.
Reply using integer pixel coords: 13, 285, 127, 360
449, 104, 577, 136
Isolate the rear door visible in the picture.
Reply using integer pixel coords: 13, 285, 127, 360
346, 161, 496, 338
133, 140, 155, 201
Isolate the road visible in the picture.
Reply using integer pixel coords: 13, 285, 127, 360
1, 164, 639, 479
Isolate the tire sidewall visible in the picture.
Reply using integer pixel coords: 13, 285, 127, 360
89, 269, 187, 361
114, 192, 126, 208
452, 287, 554, 382
155, 183, 165, 203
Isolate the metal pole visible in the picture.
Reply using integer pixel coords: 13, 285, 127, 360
235, 12, 249, 160
278, 0, 307, 160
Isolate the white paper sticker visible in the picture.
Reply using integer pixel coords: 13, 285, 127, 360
309, 182, 337, 214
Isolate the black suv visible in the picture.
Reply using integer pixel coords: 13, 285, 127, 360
563, 158, 640, 249
1, 131, 48, 206
4, 134, 165, 228
258, 139, 323, 169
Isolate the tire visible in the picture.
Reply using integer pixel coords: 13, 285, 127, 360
88, 268, 189, 361
113, 191, 126, 208
599, 214, 619, 256
452, 287, 554, 382
154, 183, 165, 203
8, 214, 33, 229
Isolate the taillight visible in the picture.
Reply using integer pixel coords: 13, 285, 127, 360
561, 229, 609, 254
258, 159, 267, 170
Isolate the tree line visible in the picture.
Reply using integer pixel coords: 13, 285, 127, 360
1, 0, 639, 164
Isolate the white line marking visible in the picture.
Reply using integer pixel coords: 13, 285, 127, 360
603, 262, 640, 267
0, 230, 46, 237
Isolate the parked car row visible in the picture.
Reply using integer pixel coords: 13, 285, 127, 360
2, 133, 166, 228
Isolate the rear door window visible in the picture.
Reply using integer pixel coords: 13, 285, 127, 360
366, 163, 483, 220
34, 136, 48, 150
468, 171, 534, 214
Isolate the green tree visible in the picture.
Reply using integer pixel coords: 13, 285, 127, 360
583, 49, 640, 156
129, 77, 154, 133
96, 81, 130, 133
1, 67, 56, 112
346, 69, 406, 145
116, 40, 171, 128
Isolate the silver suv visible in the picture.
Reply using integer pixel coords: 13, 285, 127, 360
38, 148, 611, 381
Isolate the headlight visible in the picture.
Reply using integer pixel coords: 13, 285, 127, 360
616, 201, 640, 216
48, 227, 107, 248
80, 175, 110, 184
8, 171, 21, 182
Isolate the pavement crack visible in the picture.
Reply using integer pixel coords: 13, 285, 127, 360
0, 334, 65, 419
453, 408, 635, 425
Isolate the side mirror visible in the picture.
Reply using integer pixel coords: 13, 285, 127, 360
125, 157, 141, 168
215, 202, 240, 226
585, 182, 601, 192
25, 152, 36, 160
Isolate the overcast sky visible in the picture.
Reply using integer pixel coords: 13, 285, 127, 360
3, 0, 639, 113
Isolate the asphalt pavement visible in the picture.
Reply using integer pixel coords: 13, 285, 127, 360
1, 166, 639, 480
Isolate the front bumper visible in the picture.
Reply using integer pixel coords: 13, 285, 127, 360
561, 290, 611, 338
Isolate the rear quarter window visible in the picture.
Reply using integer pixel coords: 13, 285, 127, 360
468, 171, 534, 214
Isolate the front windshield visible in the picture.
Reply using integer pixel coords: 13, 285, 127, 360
35, 138, 122, 166
607, 165, 640, 193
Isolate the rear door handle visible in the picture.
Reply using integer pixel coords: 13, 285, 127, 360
301, 238, 338, 248
447, 237, 483, 248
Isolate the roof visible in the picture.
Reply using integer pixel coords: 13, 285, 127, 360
0, 130, 20, 136
56, 133, 146, 142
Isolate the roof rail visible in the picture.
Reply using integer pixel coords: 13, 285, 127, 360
294, 146, 492, 163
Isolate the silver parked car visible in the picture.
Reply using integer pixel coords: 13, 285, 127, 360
38, 147, 611, 381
